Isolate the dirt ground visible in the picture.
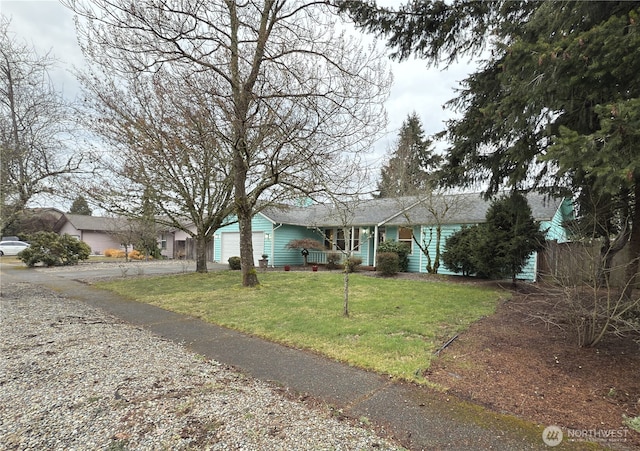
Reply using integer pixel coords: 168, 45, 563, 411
421, 280, 640, 448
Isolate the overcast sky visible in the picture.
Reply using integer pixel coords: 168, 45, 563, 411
1, 0, 474, 183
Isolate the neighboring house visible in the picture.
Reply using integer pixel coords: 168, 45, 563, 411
157, 226, 210, 261
55, 214, 132, 255
213, 192, 574, 281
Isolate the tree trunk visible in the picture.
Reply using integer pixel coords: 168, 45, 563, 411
343, 268, 349, 317
621, 181, 640, 300
238, 210, 259, 286
433, 225, 442, 274
195, 235, 208, 273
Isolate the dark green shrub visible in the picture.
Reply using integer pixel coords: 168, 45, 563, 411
345, 256, 362, 273
58, 233, 91, 265
19, 232, 91, 267
376, 252, 399, 276
326, 252, 342, 270
228, 256, 241, 270
378, 240, 410, 271
441, 225, 481, 277
477, 192, 546, 281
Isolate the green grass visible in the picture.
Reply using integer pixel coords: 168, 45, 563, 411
96, 271, 507, 382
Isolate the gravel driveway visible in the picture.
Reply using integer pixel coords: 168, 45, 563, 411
0, 281, 401, 450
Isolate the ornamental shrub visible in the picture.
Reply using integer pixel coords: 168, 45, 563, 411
128, 249, 145, 260
441, 225, 481, 277
326, 252, 342, 270
344, 256, 362, 273
19, 231, 91, 267
376, 252, 399, 276
377, 240, 410, 271
228, 256, 241, 270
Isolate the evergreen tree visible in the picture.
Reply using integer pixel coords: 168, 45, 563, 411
376, 112, 440, 197
69, 196, 92, 216
475, 192, 546, 283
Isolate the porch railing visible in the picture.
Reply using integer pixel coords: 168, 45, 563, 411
309, 250, 361, 264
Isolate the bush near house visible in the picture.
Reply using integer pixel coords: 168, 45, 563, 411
19, 231, 91, 267
376, 252, 399, 276
128, 249, 146, 260
326, 252, 342, 270
378, 240, 410, 272
104, 248, 126, 258
228, 256, 241, 270
345, 256, 362, 273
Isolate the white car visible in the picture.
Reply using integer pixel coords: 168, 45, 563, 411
0, 240, 30, 256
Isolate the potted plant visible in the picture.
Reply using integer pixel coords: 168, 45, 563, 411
259, 253, 269, 268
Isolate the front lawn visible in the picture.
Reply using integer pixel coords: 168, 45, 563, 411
96, 271, 507, 382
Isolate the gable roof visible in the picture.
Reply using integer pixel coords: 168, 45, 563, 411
58, 214, 130, 232
384, 192, 564, 226
261, 192, 567, 228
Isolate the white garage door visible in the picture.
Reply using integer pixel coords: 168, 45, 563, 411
221, 232, 264, 266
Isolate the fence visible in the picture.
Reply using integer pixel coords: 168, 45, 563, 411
538, 239, 639, 287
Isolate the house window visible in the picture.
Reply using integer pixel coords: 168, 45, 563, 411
160, 234, 167, 250
398, 227, 413, 253
324, 227, 360, 252
336, 229, 346, 251
323, 229, 333, 250
352, 227, 360, 251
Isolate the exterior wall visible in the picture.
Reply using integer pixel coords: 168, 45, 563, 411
417, 224, 464, 276
81, 231, 124, 255
214, 215, 273, 264
58, 222, 123, 255
159, 232, 175, 259
272, 224, 321, 266
385, 225, 422, 273
58, 221, 81, 239
541, 198, 574, 243
359, 227, 374, 266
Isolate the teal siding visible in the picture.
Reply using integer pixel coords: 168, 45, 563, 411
271, 224, 320, 266
417, 224, 463, 276
542, 198, 573, 243
385, 225, 421, 272
360, 227, 374, 266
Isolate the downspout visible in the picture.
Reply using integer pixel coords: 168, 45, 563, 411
271, 223, 283, 267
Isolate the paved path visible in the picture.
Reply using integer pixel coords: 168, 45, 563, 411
1, 261, 553, 450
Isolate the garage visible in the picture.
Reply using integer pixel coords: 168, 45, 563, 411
220, 232, 265, 266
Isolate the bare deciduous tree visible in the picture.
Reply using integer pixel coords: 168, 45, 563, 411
314, 179, 370, 317
78, 66, 235, 273
535, 239, 640, 347
0, 18, 86, 235
65, 0, 390, 286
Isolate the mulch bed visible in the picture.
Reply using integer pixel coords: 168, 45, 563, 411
424, 284, 640, 448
